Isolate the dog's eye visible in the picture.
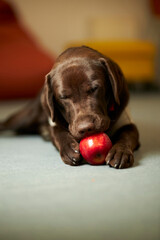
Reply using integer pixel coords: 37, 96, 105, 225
59, 93, 72, 100
87, 85, 99, 94
59, 95, 69, 100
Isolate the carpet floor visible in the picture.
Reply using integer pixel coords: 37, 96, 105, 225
0, 94, 160, 240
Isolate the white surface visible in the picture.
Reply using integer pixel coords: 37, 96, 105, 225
0, 94, 160, 240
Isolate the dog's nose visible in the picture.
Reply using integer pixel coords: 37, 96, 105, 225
77, 121, 95, 136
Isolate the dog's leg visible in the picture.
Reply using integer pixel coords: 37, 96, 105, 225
49, 123, 82, 166
0, 96, 44, 134
106, 123, 140, 169
39, 124, 51, 141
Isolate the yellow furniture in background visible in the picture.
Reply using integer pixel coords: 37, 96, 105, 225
67, 41, 156, 83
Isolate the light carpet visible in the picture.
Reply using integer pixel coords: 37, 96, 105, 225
0, 94, 160, 240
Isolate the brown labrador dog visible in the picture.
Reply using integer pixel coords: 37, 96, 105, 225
0, 46, 140, 168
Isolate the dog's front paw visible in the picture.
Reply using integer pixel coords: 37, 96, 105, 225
60, 138, 81, 166
105, 143, 134, 169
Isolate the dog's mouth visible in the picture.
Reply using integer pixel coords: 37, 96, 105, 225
76, 130, 99, 142
71, 122, 110, 142
68, 113, 111, 142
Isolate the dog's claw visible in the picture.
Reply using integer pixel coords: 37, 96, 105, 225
114, 163, 118, 168
105, 143, 134, 169
74, 149, 80, 153
60, 137, 81, 166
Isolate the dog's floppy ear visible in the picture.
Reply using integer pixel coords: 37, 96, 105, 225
100, 57, 127, 105
41, 73, 54, 121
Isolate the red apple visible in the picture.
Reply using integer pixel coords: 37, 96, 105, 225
79, 133, 112, 165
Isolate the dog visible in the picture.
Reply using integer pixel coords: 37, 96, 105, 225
0, 46, 140, 168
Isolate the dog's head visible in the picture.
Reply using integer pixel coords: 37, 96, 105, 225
41, 46, 129, 141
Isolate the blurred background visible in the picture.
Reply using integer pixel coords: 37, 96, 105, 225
0, 0, 160, 99
0, 1, 160, 240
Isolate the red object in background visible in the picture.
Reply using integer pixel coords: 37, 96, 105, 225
0, 0, 55, 99
150, 0, 160, 16
79, 133, 112, 165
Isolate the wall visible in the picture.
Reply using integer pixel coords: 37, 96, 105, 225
7, 0, 160, 83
